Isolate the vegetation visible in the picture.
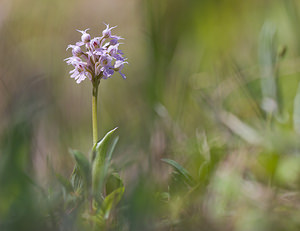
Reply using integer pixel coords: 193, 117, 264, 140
1, 0, 300, 230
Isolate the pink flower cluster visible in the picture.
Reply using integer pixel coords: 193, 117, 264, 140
65, 24, 127, 84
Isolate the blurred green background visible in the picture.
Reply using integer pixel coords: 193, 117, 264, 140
1, 0, 300, 230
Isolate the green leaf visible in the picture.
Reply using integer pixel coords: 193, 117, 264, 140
56, 173, 73, 193
159, 192, 170, 202
70, 165, 84, 195
69, 149, 91, 187
92, 127, 118, 198
106, 136, 119, 164
100, 186, 125, 220
82, 212, 105, 229
161, 158, 195, 187
106, 172, 123, 195
258, 22, 281, 114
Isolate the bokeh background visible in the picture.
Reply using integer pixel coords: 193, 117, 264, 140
1, 0, 300, 230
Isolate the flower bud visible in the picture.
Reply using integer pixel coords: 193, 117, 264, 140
72, 46, 83, 57
102, 24, 117, 39
102, 28, 111, 38
81, 33, 91, 43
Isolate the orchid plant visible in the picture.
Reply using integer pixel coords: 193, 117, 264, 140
65, 23, 127, 144
62, 24, 127, 229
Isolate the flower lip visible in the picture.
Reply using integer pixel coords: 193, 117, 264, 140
100, 54, 112, 67
107, 44, 119, 56
113, 60, 128, 79
102, 66, 114, 78
114, 60, 127, 71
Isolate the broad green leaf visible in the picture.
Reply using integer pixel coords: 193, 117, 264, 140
106, 172, 123, 195
92, 127, 118, 198
106, 136, 119, 164
101, 137, 120, 188
69, 149, 91, 187
258, 22, 281, 115
161, 158, 195, 187
100, 186, 125, 220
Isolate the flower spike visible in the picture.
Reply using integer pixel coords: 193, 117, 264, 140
65, 24, 128, 84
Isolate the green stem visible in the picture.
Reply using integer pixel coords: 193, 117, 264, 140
92, 85, 99, 145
